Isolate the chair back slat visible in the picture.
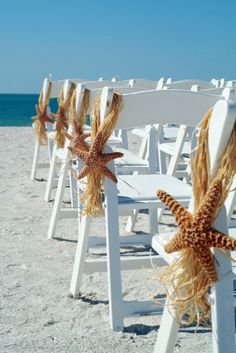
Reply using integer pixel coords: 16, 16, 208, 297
100, 89, 225, 129
48, 79, 86, 98
208, 100, 236, 175
164, 79, 216, 90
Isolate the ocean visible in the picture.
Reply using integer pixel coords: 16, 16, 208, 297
0, 94, 58, 126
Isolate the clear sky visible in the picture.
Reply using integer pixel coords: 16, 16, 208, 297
0, 0, 236, 93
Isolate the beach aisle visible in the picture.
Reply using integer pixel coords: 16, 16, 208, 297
0, 127, 212, 353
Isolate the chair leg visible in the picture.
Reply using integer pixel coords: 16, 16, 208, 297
158, 149, 167, 174
69, 169, 78, 209
138, 134, 148, 159
157, 207, 164, 223
153, 305, 179, 353
166, 125, 187, 176
47, 159, 70, 239
121, 129, 128, 150
48, 138, 54, 161
70, 214, 91, 298
44, 148, 58, 202
211, 260, 235, 353
125, 209, 138, 232
149, 208, 158, 234
126, 208, 159, 234
31, 140, 40, 180
104, 178, 124, 332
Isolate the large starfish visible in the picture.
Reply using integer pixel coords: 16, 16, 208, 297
32, 104, 54, 128
69, 130, 124, 183
157, 179, 236, 283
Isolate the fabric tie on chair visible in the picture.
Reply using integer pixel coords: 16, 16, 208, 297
157, 108, 236, 325
32, 82, 52, 145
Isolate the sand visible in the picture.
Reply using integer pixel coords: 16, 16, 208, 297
0, 127, 214, 352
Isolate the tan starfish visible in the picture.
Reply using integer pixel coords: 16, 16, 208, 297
69, 130, 124, 183
157, 179, 236, 283
32, 104, 54, 128
52, 106, 68, 129
63, 121, 90, 152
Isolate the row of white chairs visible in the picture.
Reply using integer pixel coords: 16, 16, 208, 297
31, 76, 236, 353
34, 77, 225, 236
43, 79, 234, 240
30, 76, 166, 181
31, 76, 230, 181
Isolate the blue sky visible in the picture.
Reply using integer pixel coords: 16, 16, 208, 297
0, 0, 236, 93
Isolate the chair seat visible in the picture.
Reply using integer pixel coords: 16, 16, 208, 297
115, 148, 148, 172
55, 147, 68, 159
228, 228, 236, 238
159, 141, 190, 158
131, 127, 146, 138
55, 146, 149, 174
163, 126, 179, 140
107, 135, 123, 146
47, 130, 56, 140
117, 174, 192, 208
151, 232, 177, 264
132, 126, 179, 140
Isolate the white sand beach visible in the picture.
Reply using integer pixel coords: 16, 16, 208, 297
1, 127, 215, 353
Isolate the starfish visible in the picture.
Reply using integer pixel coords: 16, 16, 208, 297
32, 104, 54, 129
157, 179, 236, 283
52, 106, 68, 129
69, 130, 124, 183
63, 121, 90, 152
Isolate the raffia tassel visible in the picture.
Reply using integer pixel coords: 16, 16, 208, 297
81, 173, 104, 216
158, 107, 236, 326
55, 107, 67, 148
34, 119, 47, 145
160, 248, 211, 326
81, 92, 123, 215
53, 83, 76, 148
32, 82, 52, 145
69, 88, 90, 134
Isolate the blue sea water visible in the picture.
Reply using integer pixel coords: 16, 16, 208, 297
0, 94, 58, 126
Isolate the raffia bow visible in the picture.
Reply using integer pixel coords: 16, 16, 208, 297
32, 82, 52, 145
63, 88, 91, 152
69, 92, 123, 215
157, 108, 236, 326
52, 83, 76, 148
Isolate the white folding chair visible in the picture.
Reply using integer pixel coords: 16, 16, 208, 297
46, 83, 160, 239
69, 87, 226, 331
158, 86, 235, 178
132, 79, 219, 177
128, 86, 231, 232
152, 98, 236, 353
